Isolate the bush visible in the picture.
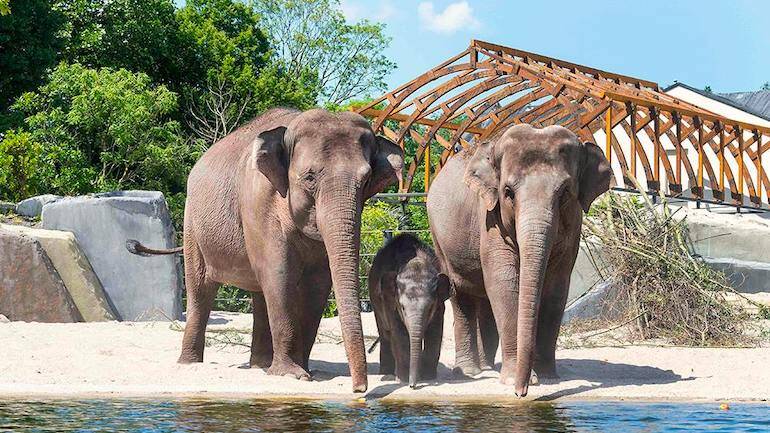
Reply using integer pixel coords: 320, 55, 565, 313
0, 130, 41, 201
582, 181, 755, 346
3, 63, 195, 200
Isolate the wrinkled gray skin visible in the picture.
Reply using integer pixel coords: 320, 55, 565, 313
369, 234, 450, 388
133, 108, 403, 393
427, 124, 611, 397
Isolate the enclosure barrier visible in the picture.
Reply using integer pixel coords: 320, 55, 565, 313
355, 39, 770, 210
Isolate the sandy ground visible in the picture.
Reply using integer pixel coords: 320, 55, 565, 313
1, 309, 769, 403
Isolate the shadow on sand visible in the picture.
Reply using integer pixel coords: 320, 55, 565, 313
308, 357, 692, 400
533, 358, 693, 401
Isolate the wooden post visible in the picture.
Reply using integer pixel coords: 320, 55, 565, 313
718, 122, 725, 199
696, 117, 703, 197
737, 126, 744, 205
652, 108, 660, 189
674, 112, 682, 188
756, 129, 763, 204
628, 102, 637, 179
424, 142, 431, 193
605, 104, 612, 160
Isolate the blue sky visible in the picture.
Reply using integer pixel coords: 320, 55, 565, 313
341, 0, 770, 94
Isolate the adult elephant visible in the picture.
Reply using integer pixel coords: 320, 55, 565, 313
427, 124, 610, 397
130, 108, 403, 393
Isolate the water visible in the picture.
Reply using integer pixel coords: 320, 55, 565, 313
0, 399, 768, 433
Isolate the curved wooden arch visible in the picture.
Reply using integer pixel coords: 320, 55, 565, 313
356, 40, 770, 209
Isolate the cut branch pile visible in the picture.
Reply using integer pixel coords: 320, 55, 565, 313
581, 178, 756, 347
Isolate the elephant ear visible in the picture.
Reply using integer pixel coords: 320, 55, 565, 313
578, 142, 612, 213
435, 273, 451, 302
364, 136, 404, 200
379, 271, 398, 331
463, 140, 499, 211
252, 126, 289, 198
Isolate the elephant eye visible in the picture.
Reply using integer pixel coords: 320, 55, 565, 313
300, 170, 318, 190
504, 186, 515, 202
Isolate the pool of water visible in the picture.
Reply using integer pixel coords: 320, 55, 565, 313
1, 399, 768, 432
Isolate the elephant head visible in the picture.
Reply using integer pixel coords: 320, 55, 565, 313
382, 261, 450, 388
253, 109, 404, 392
464, 124, 611, 396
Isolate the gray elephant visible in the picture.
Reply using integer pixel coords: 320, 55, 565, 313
427, 124, 611, 396
368, 233, 449, 388
129, 108, 404, 392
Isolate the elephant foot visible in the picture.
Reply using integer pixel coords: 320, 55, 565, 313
267, 360, 311, 381
381, 374, 397, 382
534, 363, 559, 381
451, 364, 481, 379
249, 354, 272, 370
480, 361, 495, 371
177, 352, 203, 364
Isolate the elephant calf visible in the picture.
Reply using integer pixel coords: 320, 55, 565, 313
369, 234, 450, 388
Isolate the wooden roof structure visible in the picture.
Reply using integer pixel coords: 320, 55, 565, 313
356, 40, 770, 209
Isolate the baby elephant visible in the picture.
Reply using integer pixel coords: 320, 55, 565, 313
369, 234, 450, 388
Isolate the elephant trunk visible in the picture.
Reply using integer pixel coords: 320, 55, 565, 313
318, 179, 367, 393
513, 207, 555, 397
406, 316, 426, 388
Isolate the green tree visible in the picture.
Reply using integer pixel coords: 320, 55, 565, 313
762, 82, 770, 91
0, 130, 41, 201
0, 0, 65, 122
0, 0, 10, 15
56, 0, 194, 89
179, 0, 318, 145
10, 63, 194, 197
255, 0, 395, 105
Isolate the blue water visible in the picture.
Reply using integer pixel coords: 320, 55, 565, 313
0, 399, 768, 432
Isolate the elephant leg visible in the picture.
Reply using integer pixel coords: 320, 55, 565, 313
299, 268, 332, 372
391, 320, 411, 383
419, 305, 444, 381
481, 234, 520, 386
451, 290, 481, 378
476, 297, 499, 370
260, 258, 310, 380
379, 332, 396, 376
250, 290, 273, 369
534, 265, 570, 379
179, 236, 218, 364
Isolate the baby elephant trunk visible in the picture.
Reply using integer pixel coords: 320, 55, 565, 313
407, 312, 427, 389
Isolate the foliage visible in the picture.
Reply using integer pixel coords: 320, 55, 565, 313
0, 0, 65, 116
0, 0, 9, 15
255, 0, 395, 105
763, 82, 770, 91
0, 130, 41, 201
10, 63, 195, 196
56, 0, 194, 89
582, 180, 755, 346
178, 0, 318, 146
213, 285, 253, 313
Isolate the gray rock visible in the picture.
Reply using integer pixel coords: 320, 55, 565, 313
0, 201, 15, 214
16, 194, 61, 218
704, 257, 770, 294
568, 244, 603, 302
42, 191, 183, 321
562, 281, 618, 325
0, 228, 83, 323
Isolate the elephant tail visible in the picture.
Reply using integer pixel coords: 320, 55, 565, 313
126, 239, 184, 256
367, 336, 380, 354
